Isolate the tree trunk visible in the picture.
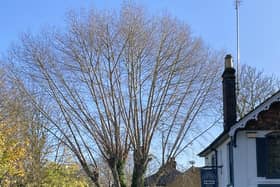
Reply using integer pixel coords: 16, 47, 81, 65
117, 160, 127, 187
94, 181, 101, 187
89, 175, 101, 187
82, 164, 100, 187
109, 158, 127, 187
111, 167, 121, 187
131, 162, 147, 187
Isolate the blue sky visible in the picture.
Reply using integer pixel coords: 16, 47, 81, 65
0, 0, 279, 76
0, 0, 279, 167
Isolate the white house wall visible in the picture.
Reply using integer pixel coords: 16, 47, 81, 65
217, 138, 231, 187
205, 130, 280, 187
233, 130, 250, 187
233, 130, 280, 187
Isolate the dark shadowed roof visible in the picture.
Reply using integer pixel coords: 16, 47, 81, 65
169, 166, 201, 187
144, 158, 182, 186
144, 168, 182, 186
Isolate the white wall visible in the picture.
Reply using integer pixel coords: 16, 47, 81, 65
205, 130, 280, 187
217, 138, 232, 187
233, 130, 280, 187
233, 131, 249, 187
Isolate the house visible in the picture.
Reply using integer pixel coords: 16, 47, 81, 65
168, 166, 201, 187
199, 54, 280, 187
144, 159, 201, 187
144, 158, 182, 187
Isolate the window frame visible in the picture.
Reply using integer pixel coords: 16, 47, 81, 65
256, 132, 280, 179
265, 132, 280, 179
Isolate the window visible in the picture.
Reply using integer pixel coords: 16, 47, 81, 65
267, 133, 280, 177
256, 132, 280, 178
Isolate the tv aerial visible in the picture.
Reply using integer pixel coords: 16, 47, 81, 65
235, 0, 241, 95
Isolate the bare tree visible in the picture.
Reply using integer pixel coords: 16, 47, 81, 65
237, 64, 280, 118
117, 6, 221, 186
7, 4, 222, 187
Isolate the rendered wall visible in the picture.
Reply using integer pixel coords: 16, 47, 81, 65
233, 130, 280, 187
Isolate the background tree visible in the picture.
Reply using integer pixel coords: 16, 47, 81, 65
0, 117, 27, 186
42, 161, 91, 186
0, 70, 28, 186
237, 64, 280, 118
22, 101, 55, 187
0, 67, 93, 186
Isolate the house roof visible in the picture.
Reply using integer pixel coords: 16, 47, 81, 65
198, 131, 229, 157
229, 90, 280, 136
198, 90, 280, 157
144, 168, 182, 186
144, 159, 182, 186
168, 166, 201, 187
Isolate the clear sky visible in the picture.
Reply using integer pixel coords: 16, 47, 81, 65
0, 0, 279, 76
0, 0, 279, 167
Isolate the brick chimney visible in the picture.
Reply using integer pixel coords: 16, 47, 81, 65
222, 54, 237, 132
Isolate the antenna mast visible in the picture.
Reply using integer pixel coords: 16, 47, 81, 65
235, 0, 241, 95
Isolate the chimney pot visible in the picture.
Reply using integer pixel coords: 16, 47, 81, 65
225, 54, 233, 69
